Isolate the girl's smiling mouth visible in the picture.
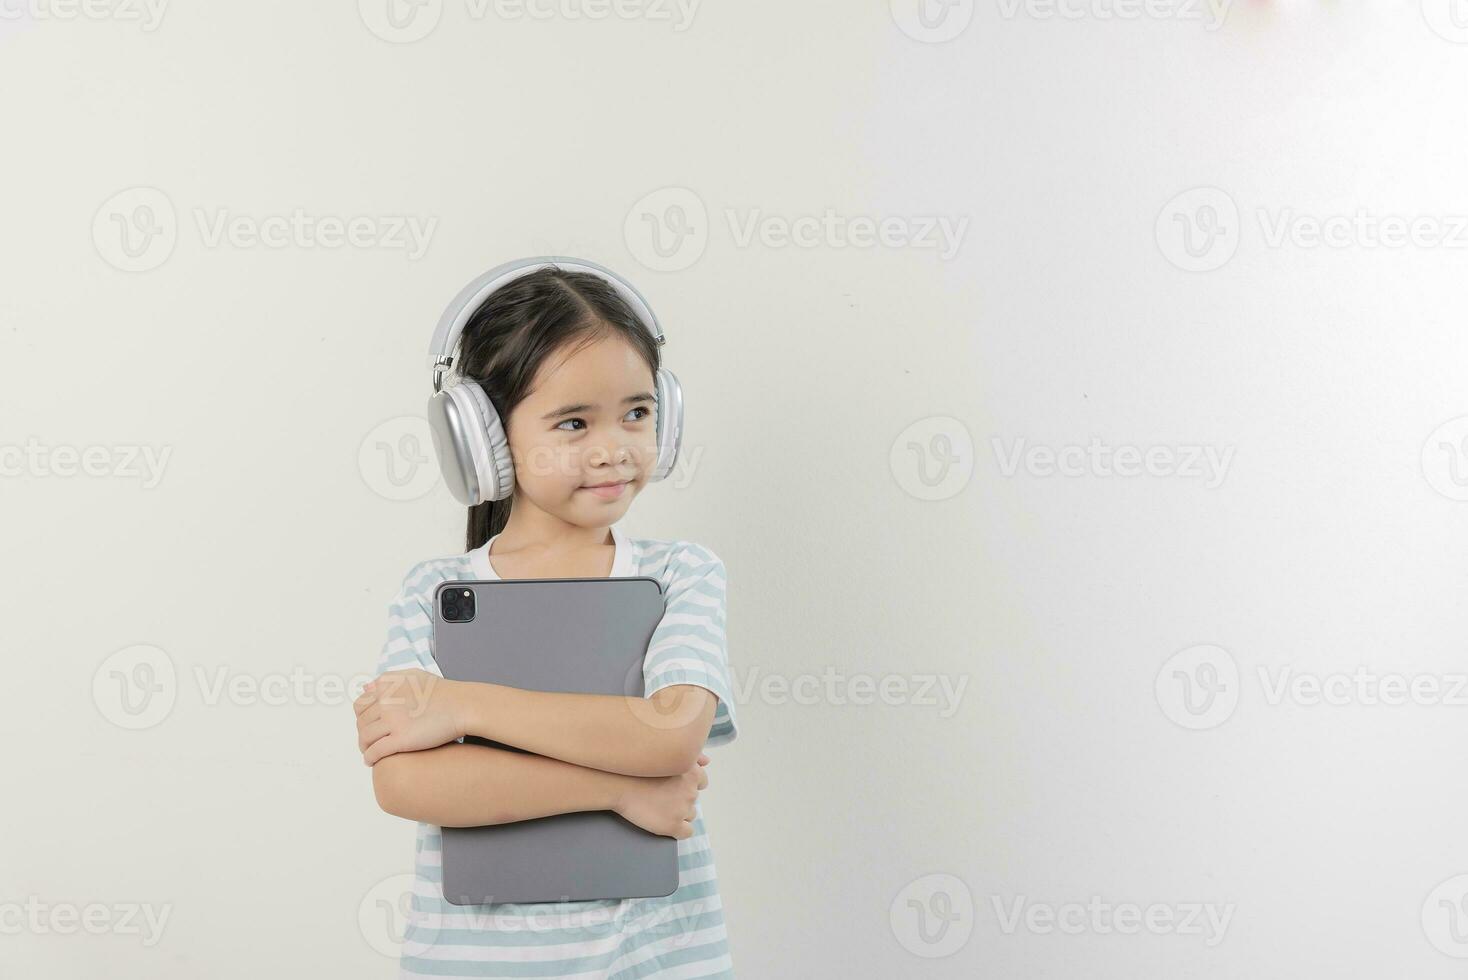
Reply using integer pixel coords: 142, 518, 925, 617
580, 480, 629, 499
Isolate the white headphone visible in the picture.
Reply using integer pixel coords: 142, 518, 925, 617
425, 256, 685, 506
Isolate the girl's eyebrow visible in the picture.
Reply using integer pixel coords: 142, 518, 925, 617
541, 392, 655, 421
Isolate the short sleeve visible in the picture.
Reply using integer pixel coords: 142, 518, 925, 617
375, 562, 445, 680
643, 548, 739, 749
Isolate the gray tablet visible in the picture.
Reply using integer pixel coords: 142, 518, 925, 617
430, 576, 678, 906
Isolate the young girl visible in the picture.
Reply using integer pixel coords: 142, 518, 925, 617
353, 261, 739, 979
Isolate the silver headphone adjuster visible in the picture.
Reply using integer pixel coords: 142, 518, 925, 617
432, 355, 454, 393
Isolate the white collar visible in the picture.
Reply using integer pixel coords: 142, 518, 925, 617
468, 522, 634, 580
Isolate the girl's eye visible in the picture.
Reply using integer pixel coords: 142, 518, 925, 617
556, 408, 650, 432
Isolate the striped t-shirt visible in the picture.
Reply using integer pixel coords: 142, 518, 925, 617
374, 522, 740, 979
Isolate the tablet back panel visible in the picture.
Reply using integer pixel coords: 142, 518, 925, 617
431, 577, 678, 906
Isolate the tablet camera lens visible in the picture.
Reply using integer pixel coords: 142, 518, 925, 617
442, 590, 473, 623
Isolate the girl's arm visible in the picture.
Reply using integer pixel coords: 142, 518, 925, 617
455, 682, 718, 778
363, 551, 734, 779
372, 741, 711, 838
372, 740, 628, 827
357, 669, 717, 778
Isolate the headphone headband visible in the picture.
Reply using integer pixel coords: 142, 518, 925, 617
427, 255, 665, 391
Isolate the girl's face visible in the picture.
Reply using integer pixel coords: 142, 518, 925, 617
504, 332, 660, 528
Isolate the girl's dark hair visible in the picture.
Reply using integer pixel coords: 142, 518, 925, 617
454, 265, 662, 551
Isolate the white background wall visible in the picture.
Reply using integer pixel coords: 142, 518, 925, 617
4, 1, 1468, 977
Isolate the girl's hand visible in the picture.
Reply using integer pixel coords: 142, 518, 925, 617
354, 669, 466, 765
614, 753, 710, 840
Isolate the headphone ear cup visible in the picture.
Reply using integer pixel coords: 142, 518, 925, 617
426, 381, 514, 505
460, 382, 514, 501
650, 367, 683, 482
